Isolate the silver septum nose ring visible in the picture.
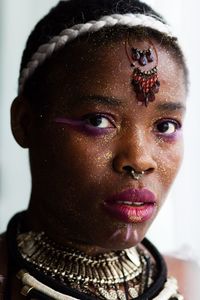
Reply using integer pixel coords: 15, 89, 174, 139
130, 169, 145, 180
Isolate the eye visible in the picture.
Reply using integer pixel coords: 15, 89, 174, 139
85, 114, 114, 129
155, 119, 181, 135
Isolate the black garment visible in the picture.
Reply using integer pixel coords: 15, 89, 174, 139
5, 212, 178, 300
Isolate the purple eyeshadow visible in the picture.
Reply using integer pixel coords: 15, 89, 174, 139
157, 129, 182, 142
54, 117, 113, 136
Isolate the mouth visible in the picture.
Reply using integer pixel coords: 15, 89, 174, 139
103, 188, 157, 223
116, 201, 147, 206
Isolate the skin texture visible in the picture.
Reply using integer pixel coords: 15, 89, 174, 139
11, 37, 186, 255
2, 30, 199, 299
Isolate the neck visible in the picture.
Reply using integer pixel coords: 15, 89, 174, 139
26, 201, 115, 255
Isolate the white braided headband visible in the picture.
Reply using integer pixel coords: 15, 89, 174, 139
18, 13, 175, 94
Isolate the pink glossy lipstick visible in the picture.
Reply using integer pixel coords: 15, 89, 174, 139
103, 189, 156, 223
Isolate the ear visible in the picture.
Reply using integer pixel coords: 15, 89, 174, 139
11, 97, 34, 148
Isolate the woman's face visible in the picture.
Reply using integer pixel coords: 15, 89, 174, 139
27, 36, 186, 250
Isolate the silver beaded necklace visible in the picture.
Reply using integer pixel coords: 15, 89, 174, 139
17, 231, 156, 300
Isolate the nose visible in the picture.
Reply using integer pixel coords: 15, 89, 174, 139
112, 128, 157, 175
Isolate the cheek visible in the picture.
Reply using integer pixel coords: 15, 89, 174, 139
156, 140, 184, 194
44, 128, 113, 184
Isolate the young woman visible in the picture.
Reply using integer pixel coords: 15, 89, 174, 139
0, 0, 199, 299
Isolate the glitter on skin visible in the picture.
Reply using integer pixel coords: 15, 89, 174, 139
132, 229, 139, 243
23, 36, 187, 253
125, 224, 133, 242
0, 275, 4, 283
109, 228, 123, 241
108, 225, 136, 244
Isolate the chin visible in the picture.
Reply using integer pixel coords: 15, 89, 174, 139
89, 223, 149, 251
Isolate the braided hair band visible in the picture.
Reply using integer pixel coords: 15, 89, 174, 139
18, 13, 175, 99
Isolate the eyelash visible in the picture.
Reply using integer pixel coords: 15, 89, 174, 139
54, 114, 182, 140
83, 115, 182, 134
53, 113, 116, 136
154, 118, 182, 138
82, 113, 116, 129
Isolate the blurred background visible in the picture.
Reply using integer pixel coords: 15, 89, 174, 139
0, 0, 200, 262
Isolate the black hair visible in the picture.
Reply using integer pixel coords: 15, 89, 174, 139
20, 0, 188, 111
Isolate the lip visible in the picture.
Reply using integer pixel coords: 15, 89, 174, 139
103, 188, 157, 223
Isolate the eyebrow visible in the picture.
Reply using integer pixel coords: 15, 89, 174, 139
73, 95, 123, 107
156, 102, 186, 112
71, 95, 186, 112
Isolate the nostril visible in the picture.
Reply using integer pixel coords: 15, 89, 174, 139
123, 166, 133, 173
145, 167, 154, 174
123, 166, 154, 175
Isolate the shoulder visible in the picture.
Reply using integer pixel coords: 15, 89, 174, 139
0, 233, 7, 295
165, 255, 200, 300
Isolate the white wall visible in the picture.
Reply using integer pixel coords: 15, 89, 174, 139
0, 0, 59, 229
0, 0, 200, 262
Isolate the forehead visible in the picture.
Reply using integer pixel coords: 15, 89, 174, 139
44, 36, 187, 110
